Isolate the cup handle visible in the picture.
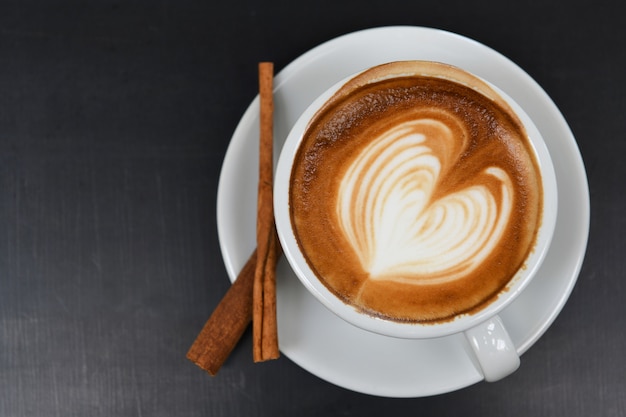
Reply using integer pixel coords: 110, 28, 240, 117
464, 315, 520, 382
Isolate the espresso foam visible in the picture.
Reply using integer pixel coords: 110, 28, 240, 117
290, 62, 542, 323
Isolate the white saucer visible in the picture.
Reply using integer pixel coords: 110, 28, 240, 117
216, 26, 590, 397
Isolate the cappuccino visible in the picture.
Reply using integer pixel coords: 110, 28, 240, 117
288, 61, 543, 324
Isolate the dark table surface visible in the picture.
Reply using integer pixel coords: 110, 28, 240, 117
1, 1, 624, 416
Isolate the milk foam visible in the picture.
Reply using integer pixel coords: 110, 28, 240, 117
336, 119, 514, 285
289, 62, 542, 323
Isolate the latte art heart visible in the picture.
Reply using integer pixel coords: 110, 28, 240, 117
337, 119, 513, 285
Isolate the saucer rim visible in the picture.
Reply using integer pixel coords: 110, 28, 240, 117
216, 25, 590, 397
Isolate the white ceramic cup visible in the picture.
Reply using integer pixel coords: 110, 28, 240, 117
274, 61, 558, 382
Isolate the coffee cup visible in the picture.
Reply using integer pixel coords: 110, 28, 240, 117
274, 61, 557, 382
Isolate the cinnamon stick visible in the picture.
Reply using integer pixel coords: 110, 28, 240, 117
253, 62, 280, 362
186, 250, 256, 375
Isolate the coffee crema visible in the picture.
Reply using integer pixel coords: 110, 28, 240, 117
289, 61, 543, 324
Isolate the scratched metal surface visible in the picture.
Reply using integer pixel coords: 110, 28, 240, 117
0, 1, 624, 416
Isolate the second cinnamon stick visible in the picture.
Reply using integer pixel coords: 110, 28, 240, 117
186, 250, 257, 375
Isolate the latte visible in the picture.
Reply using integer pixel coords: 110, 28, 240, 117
288, 61, 543, 324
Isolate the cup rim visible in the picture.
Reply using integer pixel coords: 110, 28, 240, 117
274, 60, 558, 339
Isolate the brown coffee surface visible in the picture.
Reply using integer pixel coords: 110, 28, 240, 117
289, 62, 543, 323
